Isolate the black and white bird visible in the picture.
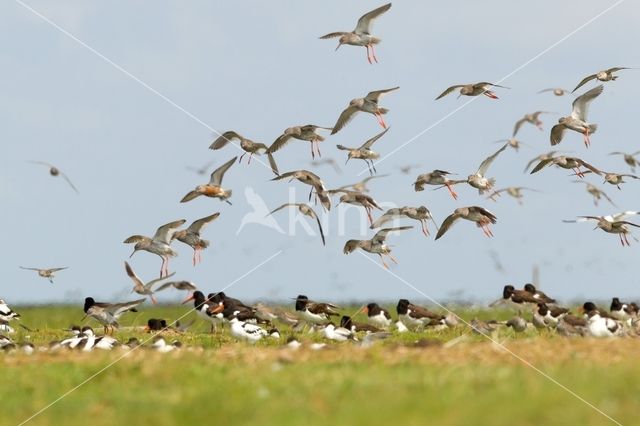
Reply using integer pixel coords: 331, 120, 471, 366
0, 299, 20, 322
361, 303, 392, 329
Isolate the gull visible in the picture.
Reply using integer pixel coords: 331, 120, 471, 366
172, 212, 220, 265
310, 158, 342, 174
185, 159, 214, 176
435, 82, 508, 100
83, 297, 145, 334
124, 261, 174, 304
123, 219, 186, 277
435, 206, 497, 240
336, 127, 389, 175
271, 170, 331, 211
267, 203, 325, 245
28, 161, 79, 193
413, 169, 460, 199
19, 267, 68, 284
319, 3, 392, 64
486, 187, 539, 205
210, 131, 278, 174
550, 85, 603, 147
523, 151, 560, 173
331, 86, 399, 134
609, 151, 640, 172
530, 154, 601, 178
333, 189, 383, 226
456, 143, 509, 195
370, 206, 437, 237
180, 157, 236, 205
572, 181, 615, 207
343, 226, 412, 269
513, 111, 551, 136
564, 211, 640, 246
269, 125, 333, 160
571, 67, 630, 93
337, 174, 389, 193
538, 88, 571, 97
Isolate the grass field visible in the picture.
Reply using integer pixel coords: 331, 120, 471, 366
2, 304, 637, 426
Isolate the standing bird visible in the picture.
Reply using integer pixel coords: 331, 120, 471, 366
294, 295, 340, 325
336, 127, 389, 175
513, 111, 551, 136
572, 181, 615, 207
413, 170, 460, 200
486, 187, 538, 205
331, 87, 399, 134
530, 155, 601, 178
19, 267, 68, 284
435, 206, 497, 240
83, 297, 145, 334
269, 125, 333, 160
319, 3, 392, 64
123, 219, 186, 277
571, 67, 630, 93
396, 299, 444, 330
180, 157, 236, 205
538, 88, 571, 97
435, 82, 508, 100
268, 203, 325, 245
28, 161, 79, 193
271, 170, 331, 211
343, 226, 412, 269
0, 300, 20, 322
360, 303, 393, 329
564, 211, 640, 246
209, 131, 278, 175
609, 151, 640, 172
172, 212, 220, 266
370, 206, 437, 237
550, 85, 603, 147
124, 261, 173, 305
334, 190, 383, 226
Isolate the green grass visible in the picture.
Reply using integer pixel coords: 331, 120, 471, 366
1, 305, 637, 426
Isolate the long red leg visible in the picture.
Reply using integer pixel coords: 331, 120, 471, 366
377, 113, 387, 129
483, 91, 499, 99
366, 46, 372, 64
370, 44, 378, 63
316, 142, 322, 158
248, 153, 253, 164
421, 220, 429, 237
388, 253, 398, 264
445, 183, 458, 200
310, 142, 315, 159
379, 254, 389, 269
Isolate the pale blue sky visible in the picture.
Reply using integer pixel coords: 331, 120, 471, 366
2, 1, 639, 305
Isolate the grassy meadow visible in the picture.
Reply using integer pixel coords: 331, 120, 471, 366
1, 304, 638, 426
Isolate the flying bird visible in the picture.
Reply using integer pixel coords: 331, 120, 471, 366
513, 111, 551, 136
337, 175, 389, 193
523, 151, 560, 173
458, 143, 509, 195
185, 160, 215, 176
336, 127, 389, 175
172, 213, 221, 265
530, 155, 601, 178
343, 226, 412, 269
319, 3, 392, 64
124, 261, 174, 304
180, 157, 236, 205
435, 206, 497, 240
571, 67, 630, 93
564, 211, 640, 246
495, 138, 527, 152
486, 187, 539, 205
154, 280, 198, 293
572, 181, 615, 207
123, 219, 186, 277
267, 203, 325, 245
370, 206, 437, 237
609, 151, 640, 172
550, 85, 603, 147
538, 88, 571, 97
210, 131, 278, 175
28, 161, 78, 193
435, 82, 508, 100
269, 125, 333, 160
272, 170, 331, 211
19, 267, 68, 284
331, 87, 399, 134
413, 170, 460, 199
333, 189, 383, 226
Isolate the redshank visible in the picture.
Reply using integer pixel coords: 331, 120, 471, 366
172, 212, 220, 265
331, 87, 399, 134
370, 206, 437, 237
550, 85, 603, 147
19, 267, 68, 284
272, 170, 331, 211
343, 226, 412, 269
572, 67, 630, 93
269, 125, 333, 160
210, 131, 278, 175
436, 82, 508, 100
413, 169, 460, 199
435, 206, 497, 240
123, 219, 186, 277
336, 127, 389, 175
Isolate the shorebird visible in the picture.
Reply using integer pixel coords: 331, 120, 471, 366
210, 131, 278, 175
343, 226, 412, 268
550, 85, 603, 147
513, 111, 551, 136
269, 125, 333, 159
571, 67, 630, 93
523, 151, 559, 173
530, 155, 601, 178
538, 88, 571, 97
185, 160, 214, 176
171, 212, 220, 265
564, 211, 640, 246
396, 299, 444, 330
340, 315, 380, 333
609, 151, 640, 172
333, 190, 382, 226
19, 267, 68, 284
331, 86, 399, 134
294, 295, 340, 325
182, 291, 223, 333
370, 206, 437, 237
523, 283, 556, 304
413, 169, 460, 199
506, 316, 529, 333
457, 143, 509, 195
228, 316, 267, 344
489, 285, 540, 310
572, 181, 615, 207
337, 175, 388, 193
536, 303, 569, 327
435, 82, 508, 100
123, 219, 186, 277
397, 164, 421, 175
267, 203, 325, 245
154, 280, 197, 293
360, 303, 392, 329
321, 323, 355, 342
319, 3, 392, 64
495, 138, 527, 152
310, 158, 342, 174
180, 157, 236, 205
610, 298, 638, 323
124, 261, 173, 304
336, 127, 389, 175
271, 170, 331, 211
487, 187, 538, 205
83, 297, 145, 334
435, 206, 497, 240
602, 172, 639, 190
28, 161, 79, 193
586, 311, 622, 337
0, 300, 20, 322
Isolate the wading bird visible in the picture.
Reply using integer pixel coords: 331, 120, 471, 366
123, 219, 186, 277
331, 87, 399, 134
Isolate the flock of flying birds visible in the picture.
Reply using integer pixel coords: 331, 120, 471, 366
8, 3, 640, 351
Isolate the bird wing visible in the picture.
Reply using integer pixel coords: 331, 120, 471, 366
107, 298, 146, 316
123, 235, 150, 244
512, 118, 526, 137
564, 216, 599, 223
271, 171, 299, 181
370, 208, 402, 228
606, 67, 629, 73
268, 133, 293, 153
187, 212, 221, 234
574, 158, 602, 175
477, 143, 508, 175
267, 203, 299, 216
549, 124, 567, 146
331, 105, 359, 134
611, 211, 640, 221
319, 31, 350, 39
434, 212, 461, 240
20, 267, 41, 271
608, 152, 625, 156
209, 131, 241, 150
314, 213, 326, 246
537, 88, 555, 94
153, 219, 187, 244
599, 189, 617, 207
336, 144, 354, 151
372, 226, 412, 244
435, 85, 464, 100
360, 127, 390, 149
124, 261, 144, 288
571, 74, 597, 93
365, 86, 399, 102
209, 156, 237, 186
145, 272, 176, 291
354, 3, 392, 34
59, 172, 79, 194
571, 84, 603, 120
180, 190, 201, 203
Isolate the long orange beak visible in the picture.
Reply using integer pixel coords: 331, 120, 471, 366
181, 294, 195, 305
209, 303, 225, 314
